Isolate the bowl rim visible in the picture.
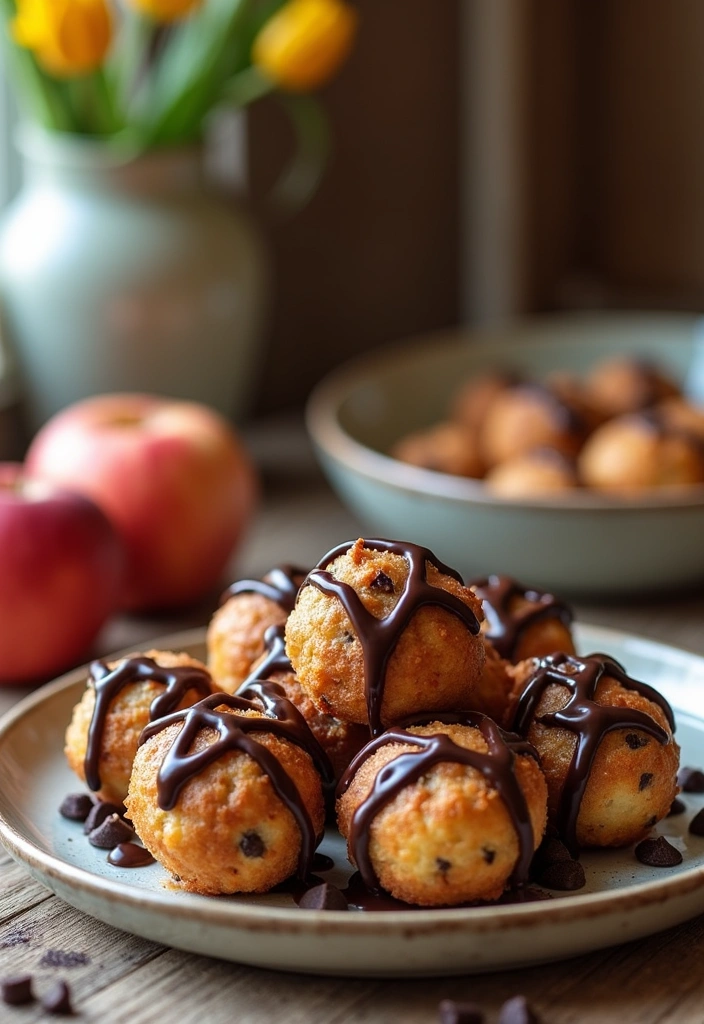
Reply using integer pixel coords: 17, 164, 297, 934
306, 318, 704, 514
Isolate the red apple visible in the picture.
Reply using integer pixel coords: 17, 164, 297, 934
26, 394, 258, 611
0, 464, 123, 684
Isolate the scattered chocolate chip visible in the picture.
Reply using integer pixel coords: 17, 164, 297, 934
370, 571, 395, 594
436, 857, 452, 874
639, 772, 654, 791
83, 801, 124, 835
88, 813, 135, 850
499, 994, 541, 1024
625, 733, 649, 750
438, 999, 484, 1024
1, 975, 33, 1005
39, 950, 90, 969
298, 883, 348, 911
668, 797, 686, 817
41, 980, 73, 1015
59, 793, 94, 822
530, 836, 572, 877
543, 823, 559, 839
240, 831, 265, 859
537, 860, 586, 891
678, 767, 704, 793
481, 847, 496, 865
689, 809, 704, 836
635, 835, 683, 867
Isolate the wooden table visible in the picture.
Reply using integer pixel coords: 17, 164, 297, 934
1, 416, 703, 1023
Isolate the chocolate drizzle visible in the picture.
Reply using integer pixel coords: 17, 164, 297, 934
220, 565, 307, 611
138, 686, 333, 877
236, 625, 293, 692
512, 653, 675, 853
337, 712, 539, 892
85, 657, 213, 792
302, 539, 481, 736
470, 575, 573, 661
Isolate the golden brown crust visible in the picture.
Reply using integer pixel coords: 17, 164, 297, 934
479, 387, 585, 469
484, 450, 578, 499
207, 593, 288, 694
337, 722, 547, 906
125, 707, 325, 895
391, 421, 485, 478
285, 540, 485, 728
579, 415, 704, 492
64, 649, 210, 805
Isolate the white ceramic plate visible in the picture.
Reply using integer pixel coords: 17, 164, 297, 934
1, 625, 704, 978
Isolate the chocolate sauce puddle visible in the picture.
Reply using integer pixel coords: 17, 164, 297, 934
470, 575, 573, 661
303, 539, 480, 736
337, 711, 538, 892
138, 686, 333, 878
85, 657, 212, 792
108, 843, 155, 868
512, 653, 675, 854
220, 565, 307, 611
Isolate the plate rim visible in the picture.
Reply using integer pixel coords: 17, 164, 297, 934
1, 624, 704, 941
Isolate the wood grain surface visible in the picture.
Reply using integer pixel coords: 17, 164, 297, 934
1, 417, 702, 1023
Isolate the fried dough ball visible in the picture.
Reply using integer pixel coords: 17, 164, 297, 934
546, 370, 607, 435
479, 384, 587, 469
126, 699, 325, 895
484, 448, 579, 498
451, 371, 518, 431
656, 397, 704, 442
579, 414, 704, 493
64, 650, 211, 805
248, 651, 369, 781
207, 567, 306, 693
585, 357, 680, 419
286, 539, 485, 730
470, 575, 576, 664
337, 721, 547, 906
391, 421, 484, 478
471, 641, 517, 728
513, 654, 679, 849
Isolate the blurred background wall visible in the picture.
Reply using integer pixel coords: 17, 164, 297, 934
242, 0, 704, 415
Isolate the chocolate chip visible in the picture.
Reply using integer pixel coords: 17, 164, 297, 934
240, 831, 265, 858
1, 975, 33, 1005
83, 801, 124, 835
436, 857, 452, 874
678, 767, 704, 793
530, 836, 572, 877
41, 981, 73, 1015
438, 999, 484, 1024
689, 809, 704, 836
668, 797, 686, 817
370, 571, 395, 594
625, 733, 649, 750
481, 847, 496, 865
639, 772, 654, 791
499, 995, 541, 1024
635, 835, 683, 867
537, 859, 586, 890
59, 793, 95, 822
39, 951, 90, 969
88, 814, 135, 850
298, 883, 348, 911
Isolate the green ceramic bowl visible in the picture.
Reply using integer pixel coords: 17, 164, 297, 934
306, 314, 704, 597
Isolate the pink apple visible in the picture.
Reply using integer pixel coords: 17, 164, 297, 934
26, 394, 258, 612
0, 464, 123, 684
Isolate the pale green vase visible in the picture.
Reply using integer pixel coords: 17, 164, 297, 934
0, 128, 268, 431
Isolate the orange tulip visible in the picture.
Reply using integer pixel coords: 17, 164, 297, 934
253, 0, 357, 92
125, 0, 203, 22
12, 0, 112, 78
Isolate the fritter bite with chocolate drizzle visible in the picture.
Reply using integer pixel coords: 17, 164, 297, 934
240, 625, 369, 781
126, 685, 329, 895
65, 651, 213, 805
285, 539, 485, 735
511, 653, 679, 851
336, 714, 547, 906
207, 565, 307, 693
470, 575, 575, 663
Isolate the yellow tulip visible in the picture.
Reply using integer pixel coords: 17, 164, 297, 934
253, 0, 357, 92
12, 0, 112, 78
125, 0, 203, 22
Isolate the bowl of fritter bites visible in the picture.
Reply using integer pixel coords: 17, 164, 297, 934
306, 313, 704, 595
